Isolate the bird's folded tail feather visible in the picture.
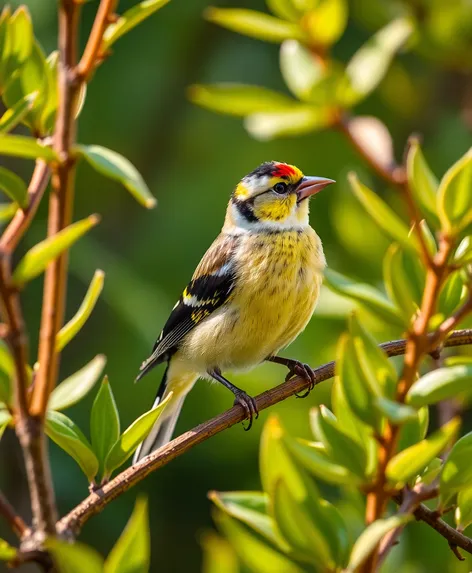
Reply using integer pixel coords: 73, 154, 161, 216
132, 364, 197, 464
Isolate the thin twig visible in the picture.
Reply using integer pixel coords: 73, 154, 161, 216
378, 485, 439, 566
76, 0, 117, 81
0, 490, 28, 538
57, 329, 472, 536
0, 161, 50, 254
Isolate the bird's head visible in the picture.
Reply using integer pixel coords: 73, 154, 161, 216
224, 161, 334, 233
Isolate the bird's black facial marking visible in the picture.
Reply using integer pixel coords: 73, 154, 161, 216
233, 198, 259, 223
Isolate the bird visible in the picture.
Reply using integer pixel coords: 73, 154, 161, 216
133, 161, 334, 463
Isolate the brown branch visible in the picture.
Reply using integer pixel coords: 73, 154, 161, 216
0, 161, 50, 255
378, 485, 439, 567
76, 0, 117, 82
57, 328, 472, 536
0, 490, 28, 538
30, 0, 82, 418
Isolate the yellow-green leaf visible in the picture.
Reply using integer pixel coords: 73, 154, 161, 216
456, 486, 472, 532
91, 376, 120, 476
205, 7, 304, 43
349, 172, 421, 254
441, 432, 472, 503
49, 355, 106, 411
245, 106, 332, 140
406, 138, 438, 222
46, 410, 99, 481
76, 145, 156, 209
103, 0, 170, 49
407, 365, 472, 407
304, 0, 347, 47
13, 215, 99, 285
104, 497, 150, 573
0, 134, 57, 162
279, 40, 324, 101
387, 418, 460, 486
0, 92, 38, 133
0, 538, 17, 562
56, 270, 105, 351
47, 539, 103, 573
437, 147, 472, 234
347, 515, 413, 571
188, 83, 298, 117
0, 166, 27, 208
104, 392, 173, 475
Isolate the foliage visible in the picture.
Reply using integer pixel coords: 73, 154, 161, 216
0, 0, 472, 572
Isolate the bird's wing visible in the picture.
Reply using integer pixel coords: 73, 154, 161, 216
137, 234, 239, 379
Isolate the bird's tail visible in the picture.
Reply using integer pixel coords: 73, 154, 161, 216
133, 362, 197, 464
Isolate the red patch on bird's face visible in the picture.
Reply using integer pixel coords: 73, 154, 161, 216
272, 163, 296, 178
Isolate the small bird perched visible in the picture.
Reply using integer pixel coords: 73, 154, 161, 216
133, 161, 334, 462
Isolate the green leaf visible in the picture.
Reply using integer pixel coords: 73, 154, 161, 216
438, 271, 464, 319
0, 7, 11, 89
47, 539, 103, 573
437, 148, 472, 234
76, 145, 156, 209
284, 435, 356, 485
204, 7, 303, 43
266, 0, 300, 21
347, 515, 413, 571
188, 83, 299, 117
336, 333, 378, 429
456, 486, 472, 532
41, 50, 58, 133
343, 18, 413, 105
386, 418, 460, 486
105, 497, 150, 573
304, 0, 348, 47
383, 244, 419, 323
201, 532, 238, 573
417, 457, 442, 486
279, 40, 323, 101
0, 538, 17, 562
311, 406, 367, 478
209, 490, 288, 551
0, 92, 38, 133
0, 167, 27, 209
245, 106, 332, 140
349, 313, 397, 398
454, 236, 472, 266
398, 406, 429, 452
49, 355, 106, 411
259, 416, 343, 564
441, 431, 472, 503
214, 510, 304, 573
0, 202, 17, 222
0, 409, 12, 441
0, 134, 57, 161
324, 268, 403, 327
407, 364, 472, 407
91, 376, 120, 476
0, 341, 14, 405
374, 397, 417, 424
103, 0, 170, 49
406, 138, 438, 223
56, 270, 105, 351
3, 40, 49, 134
46, 410, 99, 481
13, 215, 100, 285
104, 392, 172, 475
3, 7, 33, 77
419, 220, 438, 256
349, 172, 420, 254
272, 479, 331, 567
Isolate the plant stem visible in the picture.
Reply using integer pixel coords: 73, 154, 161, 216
0, 490, 28, 538
57, 329, 472, 536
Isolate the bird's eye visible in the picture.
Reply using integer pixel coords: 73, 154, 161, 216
273, 182, 287, 194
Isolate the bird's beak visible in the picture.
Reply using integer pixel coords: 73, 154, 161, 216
296, 176, 335, 202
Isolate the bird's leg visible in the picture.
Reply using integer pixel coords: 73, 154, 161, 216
266, 356, 317, 398
208, 368, 259, 430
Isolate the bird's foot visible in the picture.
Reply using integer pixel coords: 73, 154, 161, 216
233, 390, 259, 431
284, 360, 317, 398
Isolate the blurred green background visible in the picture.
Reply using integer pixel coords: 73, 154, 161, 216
1, 0, 472, 571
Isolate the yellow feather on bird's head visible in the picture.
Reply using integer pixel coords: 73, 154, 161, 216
224, 161, 334, 233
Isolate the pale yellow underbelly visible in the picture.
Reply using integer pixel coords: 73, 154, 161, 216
179, 229, 324, 374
